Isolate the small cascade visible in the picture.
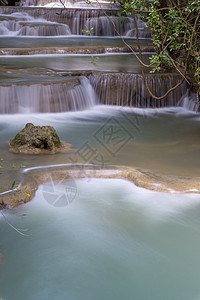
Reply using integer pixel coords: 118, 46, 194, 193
84, 16, 132, 36
126, 17, 151, 38
75, 14, 149, 36
0, 12, 71, 36
177, 94, 199, 112
0, 6, 196, 113
0, 77, 98, 114
126, 28, 151, 38
0, 7, 121, 27
20, 0, 112, 8
89, 73, 188, 108
0, 7, 149, 36
72, 10, 140, 36
21, 0, 74, 7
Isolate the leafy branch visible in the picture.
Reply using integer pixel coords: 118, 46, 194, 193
94, 0, 200, 100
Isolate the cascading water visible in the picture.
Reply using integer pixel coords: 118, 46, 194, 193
20, 0, 113, 8
0, 77, 98, 113
0, 7, 150, 37
0, 12, 71, 36
73, 11, 142, 36
0, 7, 125, 27
0, 4, 197, 114
89, 73, 189, 108
21, 0, 74, 7
84, 16, 143, 36
126, 17, 151, 38
177, 94, 199, 112
1, 2, 200, 300
0, 72, 190, 112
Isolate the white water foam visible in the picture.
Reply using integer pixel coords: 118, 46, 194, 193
0, 77, 98, 114
0, 12, 71, 36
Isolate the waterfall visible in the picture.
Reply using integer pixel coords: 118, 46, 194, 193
0, 7, 149, 36
84, 16, 132, 36
0, 12, 71, 36
0, 7, 122, 26
89, 73, 188, 108
126, 28, 151, 38
0, 73, 191, 113
20, 0, 74, 7
84, 15, 150, 37
72, 10, 140, 35
177, 94, 199, 112
0, 7, 197, 112
126, 17, 151, 38
0, 77, 98, 114
1, 74, 195, 113
20, 0, 112, 7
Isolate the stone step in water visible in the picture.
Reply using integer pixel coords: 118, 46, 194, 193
0, 53, 153, 73
0, 46, 155, 55
0, 35, 152, 49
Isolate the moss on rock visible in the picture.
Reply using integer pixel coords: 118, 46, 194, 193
9, 123, 64, 154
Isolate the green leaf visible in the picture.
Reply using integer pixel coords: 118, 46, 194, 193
11, 181, 15, 189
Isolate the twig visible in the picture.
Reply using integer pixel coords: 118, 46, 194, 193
132, 9, 186, 100
94, 0, 192, 100
0, 211, 31, 237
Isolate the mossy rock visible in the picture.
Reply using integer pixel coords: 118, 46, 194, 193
9, 123, 64, 154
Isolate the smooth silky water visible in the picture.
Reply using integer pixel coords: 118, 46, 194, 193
0, 36, 152, 49
0, 3, 200, 300
0, 106, 200, 193
1, 178, 200, 300
0, 53, 152, 73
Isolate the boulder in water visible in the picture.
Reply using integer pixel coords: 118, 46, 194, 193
9, 123, 69, 154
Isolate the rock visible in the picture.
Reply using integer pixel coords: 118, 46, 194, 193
9, 123, 66, 154
0, 200, 6, 210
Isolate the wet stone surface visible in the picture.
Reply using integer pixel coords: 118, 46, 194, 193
9, 123, 63, 154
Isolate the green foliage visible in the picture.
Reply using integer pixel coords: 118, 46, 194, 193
90, 56, 99, 66
11, 181, 16, 195
149, 54, 171, 73
82, 27, 94, 35
117, 0, 200, 91
117, 11, 125, 24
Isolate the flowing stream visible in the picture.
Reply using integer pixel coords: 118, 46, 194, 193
1, 178, 200, 300
0, 2, 200, 300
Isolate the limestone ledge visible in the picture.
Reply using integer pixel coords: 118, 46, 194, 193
1, 166, 200, 209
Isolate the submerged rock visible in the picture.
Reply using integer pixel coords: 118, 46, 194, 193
9, 123, 69, 154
